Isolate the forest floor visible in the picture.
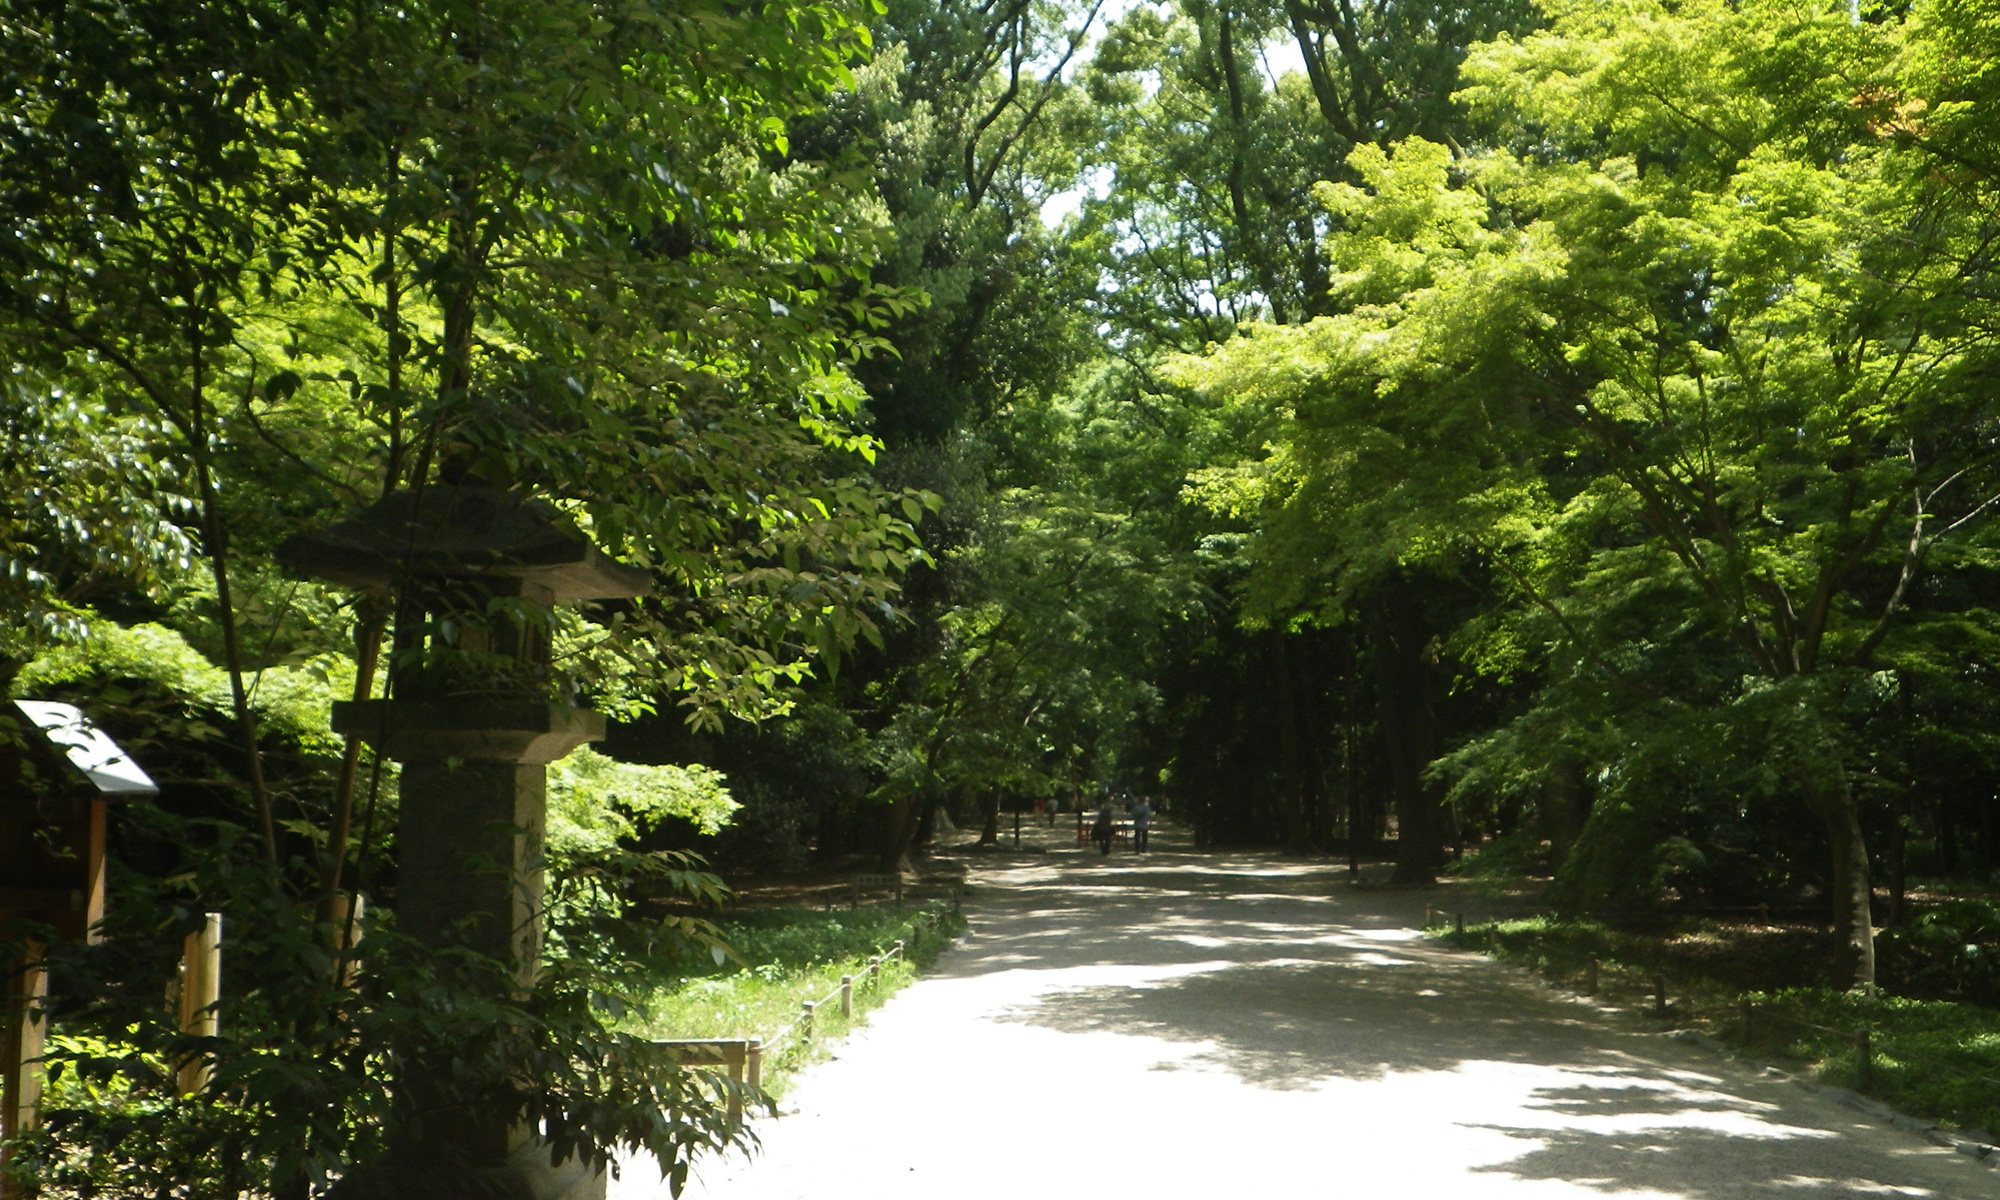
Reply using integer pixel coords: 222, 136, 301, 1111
611, 821, 1994, 1199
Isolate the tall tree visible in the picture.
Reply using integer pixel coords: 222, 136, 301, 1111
1171, 0, 2000, 984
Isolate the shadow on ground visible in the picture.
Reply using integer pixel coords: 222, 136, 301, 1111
924, 844, 1982, 1200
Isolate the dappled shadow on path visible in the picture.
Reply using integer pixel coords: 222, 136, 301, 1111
934, 848, 1979, 1200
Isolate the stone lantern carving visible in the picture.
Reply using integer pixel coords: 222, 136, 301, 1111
281, 486, 646, 1200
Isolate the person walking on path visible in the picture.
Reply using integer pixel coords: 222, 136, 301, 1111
1090, 801, 1114, 856
1129, 798, 1152, 852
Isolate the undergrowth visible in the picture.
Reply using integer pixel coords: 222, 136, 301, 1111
1434, 917, 2000, 1136
624, 902, 965, 1097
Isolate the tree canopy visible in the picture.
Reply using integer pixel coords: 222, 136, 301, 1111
7, 0, 2000, 1190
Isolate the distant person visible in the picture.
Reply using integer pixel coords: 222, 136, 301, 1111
1130, 797, 1152, 852
1091, 802, 1114, 856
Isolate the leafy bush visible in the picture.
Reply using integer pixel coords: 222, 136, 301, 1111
2, 791, 748, 1199
1877, 899, 2000, 1004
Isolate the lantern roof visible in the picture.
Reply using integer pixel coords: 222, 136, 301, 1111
278, 486, 650, 602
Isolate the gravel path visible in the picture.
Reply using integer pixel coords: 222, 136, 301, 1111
614, 833, 1995, 1200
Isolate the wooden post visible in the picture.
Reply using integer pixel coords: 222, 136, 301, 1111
177, 912, 222, 1096
329, 893, 364, 989
1757, 902, 1770, 926
840, 975, 853, 1019
1584, 958, 1599, 996
800, 1000, 815, 1042
725, 1043, 745, 1124
1854, 1027, 1872, 1087
893, 939, 904, 962
1, 944, 49, 1163
1652, 974, 1667, 1018
746, 1039, 763, 1094
868, 954, 881, 985
1454, 912, 1464, 935
1013, 810, 1021, 847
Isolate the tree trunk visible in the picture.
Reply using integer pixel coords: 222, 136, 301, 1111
1343, 650, 1361, 872
1940, 794, 1958, 875
1544, 758, 1588, 868
1804, 773, 1876, 990
1886, 794, 1909, 928
878, 794, 923, 873
978, 791, 1003, 846
1372, 588, 1440, 885
1272, 629, 1312, 852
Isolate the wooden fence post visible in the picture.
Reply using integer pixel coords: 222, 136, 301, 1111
1584, 958, 1599, 996
1854, 1028, 1872, 1087
840, 975, 853, 1020
725, 1043, 745, 1125
800, 1000, 815, 1042
1739, 999, 1754, 1043
177, 912, 222, 1096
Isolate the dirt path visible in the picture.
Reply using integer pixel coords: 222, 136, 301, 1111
614, 828, 1995, 1199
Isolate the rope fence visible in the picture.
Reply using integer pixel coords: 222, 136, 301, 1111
1734, 999, 2000, 1091
650, 903, 956, 1124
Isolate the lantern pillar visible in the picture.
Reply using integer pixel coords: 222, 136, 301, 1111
284, 487, 645, 1200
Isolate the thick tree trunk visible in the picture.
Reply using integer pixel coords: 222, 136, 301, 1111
878, 794, 923, 873
978, 791, 1003, 846
1804, 773, 1876, 991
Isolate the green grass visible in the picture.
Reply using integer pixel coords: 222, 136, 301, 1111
1434, 917, 2000, 1136
1743, 989, 2000, 1136
622, 902, 965, 1097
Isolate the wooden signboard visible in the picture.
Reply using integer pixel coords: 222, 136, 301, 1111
0, 699, 156, 1185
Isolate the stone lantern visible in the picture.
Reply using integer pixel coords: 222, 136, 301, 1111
281, 485, 647, 1200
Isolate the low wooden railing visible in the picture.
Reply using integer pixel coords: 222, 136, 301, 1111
651, 906, 955, 1124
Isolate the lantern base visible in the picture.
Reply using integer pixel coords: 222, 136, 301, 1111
330, 1137, 605, 1200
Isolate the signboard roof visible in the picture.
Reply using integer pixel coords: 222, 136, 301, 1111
11, 700, 159, 797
